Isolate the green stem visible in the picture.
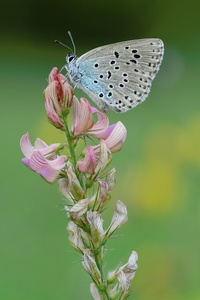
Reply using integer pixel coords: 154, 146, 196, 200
101, 290, 110, 300
63, 116, 82, 185
93, 249, 111, 299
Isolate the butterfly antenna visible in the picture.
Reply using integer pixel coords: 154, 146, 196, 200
54, 40, 73, 53
68, 31, 76, 55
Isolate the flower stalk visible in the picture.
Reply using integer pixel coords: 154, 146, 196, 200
20, 67, 138, 299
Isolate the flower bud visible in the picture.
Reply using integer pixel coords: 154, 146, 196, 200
90, 283, 101, 300
107, 270, 117, 284
43, 68, 74, 127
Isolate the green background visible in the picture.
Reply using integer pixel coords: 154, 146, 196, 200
1, 0, 200, 299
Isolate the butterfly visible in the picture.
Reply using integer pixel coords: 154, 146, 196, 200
60, 33, 164, 113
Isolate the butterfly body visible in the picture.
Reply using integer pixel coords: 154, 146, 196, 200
65, 38, 164, 113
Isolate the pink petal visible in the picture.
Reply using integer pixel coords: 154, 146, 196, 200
48, 67, 59, 83
44, 97, 64, 128
29, 151, 48, 171
93, 123, 116, 140
44, 81, 62, 116
38, 143, 61, 157
105, 121, 127, 152
34, 138, 48, 150
20, 133, 34, 158
72, 98, 94, 135
21, 157, 31, 168
47, 155, 66, 170
87, 107, 109, 138
30, 151, 66, 183
39, 167, 62, 184
77, 146, 97, 175
72, 96, 81, 130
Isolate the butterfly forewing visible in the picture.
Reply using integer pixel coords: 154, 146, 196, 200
70, 38, 164, 112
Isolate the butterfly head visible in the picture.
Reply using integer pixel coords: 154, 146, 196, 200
65, 53, 80, 85
66, 53, 77, 64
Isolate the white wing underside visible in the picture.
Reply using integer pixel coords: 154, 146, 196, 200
71, 38, 164, 113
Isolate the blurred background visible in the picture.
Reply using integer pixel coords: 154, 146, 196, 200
1, 0, 200, 299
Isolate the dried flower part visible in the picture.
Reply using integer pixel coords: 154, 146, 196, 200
87, 211, 104, 247
116, 269, 130, 291
118, 251, 138, 281
96, 180, 111, 207
69, 199, 88, 219
108, 284, 118, 299
105, 168, 116, 191
67, 163, 84, 200
90, 283, 101, 300
58, 178, 74, 203
82, 249, 103, 286
67, 221, 85, 253
104, 200, 128, 241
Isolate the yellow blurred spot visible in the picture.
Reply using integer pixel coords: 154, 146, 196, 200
121, 114, 200, 215
132, 159, 184, 214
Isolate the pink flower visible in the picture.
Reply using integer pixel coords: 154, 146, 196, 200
103, 121, 127, 152
72, 97, 127, 152
93, 122, 127, 153
20, 133, 66, 183
72, 97, 109, 136
77, 140, 112, 176
77, 146, 97, 175
44, 96, 65, 129
43, 67, 74, 128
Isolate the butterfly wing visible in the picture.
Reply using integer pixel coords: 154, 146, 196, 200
76, 39, 164, 113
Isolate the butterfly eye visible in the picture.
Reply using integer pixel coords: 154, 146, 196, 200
67, 54, 75, 63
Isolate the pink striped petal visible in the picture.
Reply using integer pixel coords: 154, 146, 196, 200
20, 133, 34, 158
72, 98, 94, 135
30, 151, 66, 183
87, 107, 109, 138
105, 121, 127, 152
44, 97, 64, 128
48, 67, 59, 83
77, 146, 97, 175
34, 138, 48, 150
